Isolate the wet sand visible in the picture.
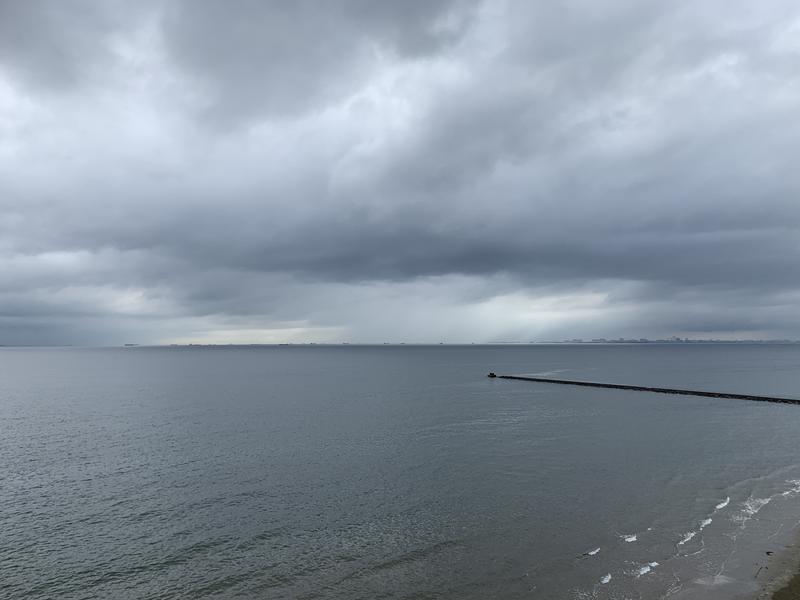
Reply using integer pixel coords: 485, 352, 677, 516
745, 536, 800, 599
767, 548, 800, 599
772, 570, 800, 599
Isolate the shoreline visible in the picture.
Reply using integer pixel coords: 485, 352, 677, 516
658, 476, 800, 600
762, 542, 800, 599
771, 568, 800, 599
744, 528, 800, 599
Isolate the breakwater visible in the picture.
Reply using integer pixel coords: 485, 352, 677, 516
488, 373, 800, 405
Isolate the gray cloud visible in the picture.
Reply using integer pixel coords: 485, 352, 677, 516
0, 0, 148, 90
161, 0, 474, 123
1, 0, 800, 344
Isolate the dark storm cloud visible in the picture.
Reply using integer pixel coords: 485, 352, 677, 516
1, 0, 800, 344
161, 0, 474, 122
0, 0, 148, 90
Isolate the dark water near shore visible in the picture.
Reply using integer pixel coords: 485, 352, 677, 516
3, 344, 800, 599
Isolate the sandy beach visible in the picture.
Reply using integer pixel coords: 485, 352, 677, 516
762, 545, 800, 599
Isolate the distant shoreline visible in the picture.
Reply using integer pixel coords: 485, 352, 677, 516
147, 341, 800, 346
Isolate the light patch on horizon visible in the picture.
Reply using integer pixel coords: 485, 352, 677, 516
163, 326, 346, 346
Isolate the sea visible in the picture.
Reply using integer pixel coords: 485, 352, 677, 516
3, 344, 800, 599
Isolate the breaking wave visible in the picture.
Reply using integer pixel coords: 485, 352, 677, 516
636, 562, 659, 577
678, 517, 713, 546
677, 531, 696, 546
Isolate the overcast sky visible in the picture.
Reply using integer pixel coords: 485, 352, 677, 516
1, 0, 799, 345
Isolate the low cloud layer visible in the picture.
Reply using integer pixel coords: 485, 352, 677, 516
2, 0, 799, 344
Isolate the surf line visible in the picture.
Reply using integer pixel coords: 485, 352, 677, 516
486, 373, 800, 405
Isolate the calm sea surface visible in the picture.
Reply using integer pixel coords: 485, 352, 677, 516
3, 344, 800, 599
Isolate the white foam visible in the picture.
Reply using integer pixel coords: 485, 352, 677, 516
528, 370, 568, 377
699, 518, 713, 530
734, 496, 773, 525
694, 574, 734, 587
782, 480, 800, 497
587, 547, 600, 556
744, 497, 771, 516
636, 562, 659, 577
678, 531, 697, 545
715, 496, 730, 510
600, 573, 611, 584
621, 534, 637, 543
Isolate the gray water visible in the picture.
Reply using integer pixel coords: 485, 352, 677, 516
3, 344, 800, 599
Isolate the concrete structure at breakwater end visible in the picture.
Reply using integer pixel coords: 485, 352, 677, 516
487, 373, 800, 406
